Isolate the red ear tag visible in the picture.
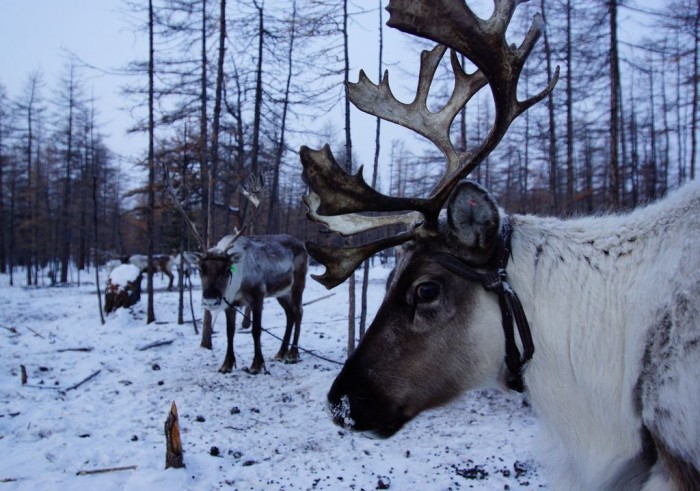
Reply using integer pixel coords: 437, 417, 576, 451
468, 199, 477, 206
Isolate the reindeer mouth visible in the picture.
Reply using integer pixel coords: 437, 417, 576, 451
327, 392, 409, 439
202, 297, 223, 311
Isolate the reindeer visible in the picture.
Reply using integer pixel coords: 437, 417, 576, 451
300, 1, 699, 490
185, 233, 308, 374
127, 254, 175, 290
179, 177, 309, 375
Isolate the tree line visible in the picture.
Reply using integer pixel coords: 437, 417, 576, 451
0, 0, 697, 293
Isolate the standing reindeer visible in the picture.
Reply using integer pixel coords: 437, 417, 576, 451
178, 177, 308, 375
185, 233, 308, 374
300, 1, 699, 490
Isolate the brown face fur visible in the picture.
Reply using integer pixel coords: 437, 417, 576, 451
327, 244, 504, 436
198, 255, 234, 310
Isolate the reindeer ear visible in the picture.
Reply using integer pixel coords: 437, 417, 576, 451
227, 250, 244, 264
446, 181, 501, 263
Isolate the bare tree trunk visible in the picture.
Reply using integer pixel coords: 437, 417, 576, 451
210, 0, 226, 242
251, 0, 264, 181
200, 0, 211, 247
91, 136, 105, 325
360, 0, 383, 340
0, 105, 5, 274
565, 0, 574, 214
147, 0, 156, 324
540, 0, 558, 213
59, 66, 77, 284
24, 77, 37, 286
343, 0, 355, 355
267, 0, 297, 234
691, 3, 699, 180
608, 0, 621, 207
647, 63, 658, 200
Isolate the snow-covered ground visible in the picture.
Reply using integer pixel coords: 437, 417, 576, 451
0, 265, 546, 490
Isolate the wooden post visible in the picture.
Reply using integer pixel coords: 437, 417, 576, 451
164, 401, 185, 469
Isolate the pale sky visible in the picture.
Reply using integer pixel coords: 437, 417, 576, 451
0, 0, 148, 161
0, 0, 413, 176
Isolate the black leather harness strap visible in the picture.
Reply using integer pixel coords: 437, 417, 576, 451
434, 219, 535, 392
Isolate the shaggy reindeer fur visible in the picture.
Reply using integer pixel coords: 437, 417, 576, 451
328, 180, 699, 491
507, 181, 700, 490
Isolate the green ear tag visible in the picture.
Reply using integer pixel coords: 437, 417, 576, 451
229, 265, 237, 274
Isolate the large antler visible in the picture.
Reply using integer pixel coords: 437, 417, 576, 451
302, 0, 559, 288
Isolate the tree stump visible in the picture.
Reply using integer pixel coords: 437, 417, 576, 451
104, 264, 143, 314
165, 401, 185, 469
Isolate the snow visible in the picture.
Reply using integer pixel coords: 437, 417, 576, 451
108, 264, 142, 287
0, 265, 546, 490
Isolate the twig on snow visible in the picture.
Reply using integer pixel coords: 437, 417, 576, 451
64, 369, 102, 392
57, 347, 94, 353
137, 339, 175, 351
76, 465, 138, 476
25, 326, 44, 338
23, 369, 102, 392
1, 325, 18, 335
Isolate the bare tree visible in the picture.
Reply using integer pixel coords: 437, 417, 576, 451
359, 1, 384, 340
147, 0, 157, 323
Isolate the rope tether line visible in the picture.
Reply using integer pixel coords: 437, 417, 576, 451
228, 305, 344, 366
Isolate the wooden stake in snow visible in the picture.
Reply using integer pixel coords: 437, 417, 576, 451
20, 365, 27, 385
164, 401, 185, 469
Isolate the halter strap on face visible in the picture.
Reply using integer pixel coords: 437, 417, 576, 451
434, 218, 534, 393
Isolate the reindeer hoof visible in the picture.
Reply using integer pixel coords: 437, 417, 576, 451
284, 354, 300, 364
245, 364, 268, 375
218, 361, 235, 373
284, 348, 300, 364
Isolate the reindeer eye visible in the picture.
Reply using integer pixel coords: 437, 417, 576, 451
415, 281, 440, 303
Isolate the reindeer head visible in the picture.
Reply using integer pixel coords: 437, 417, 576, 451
174, 175, 262, 312
302, 0, 556, 437
185, 241, 246, 311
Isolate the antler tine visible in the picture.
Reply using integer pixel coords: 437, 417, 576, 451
348, 45, 487, 174
386, 0, 559, 208
303, 192, 423, 237
307, 230, 420, 289
228, 172, 263, 244
162, 166, 206, 251
300, 144, 429, 216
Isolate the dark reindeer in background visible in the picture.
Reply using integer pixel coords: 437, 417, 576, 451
301, 1, 699, 490
181, 179, 308, 375
127, 254, 175, 290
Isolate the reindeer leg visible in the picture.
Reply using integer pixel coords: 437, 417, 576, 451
247, 296, 267, 375
287, 278, 305, 364
288, 302, 302, 364
166, 269, 174, 291
274, 296, 294, 362
219, 308, 237, 373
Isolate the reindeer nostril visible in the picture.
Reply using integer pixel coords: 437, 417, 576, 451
328, 394, 355, 429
